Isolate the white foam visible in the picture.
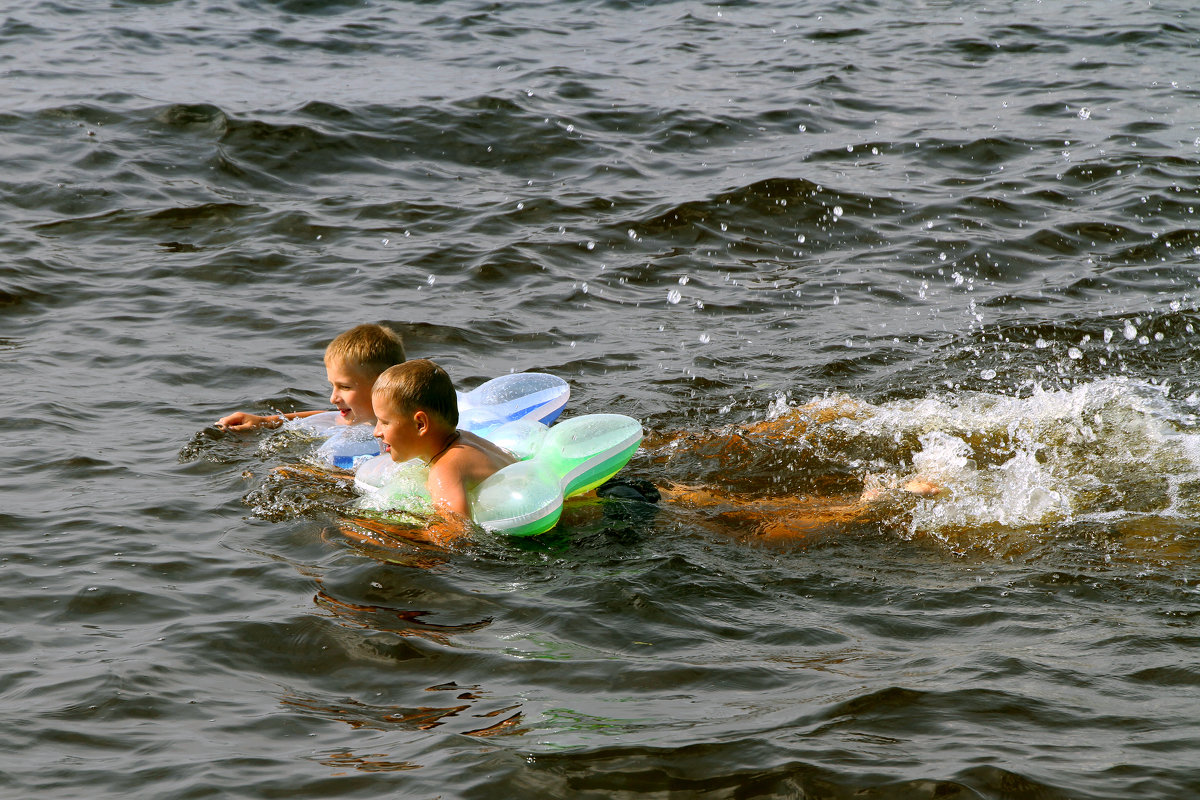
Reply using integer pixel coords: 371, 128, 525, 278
809, 378, 1200, 535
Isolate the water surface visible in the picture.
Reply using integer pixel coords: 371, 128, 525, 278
3, 0, 1200, 797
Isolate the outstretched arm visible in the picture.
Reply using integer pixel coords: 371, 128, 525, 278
216, 408, 326, 431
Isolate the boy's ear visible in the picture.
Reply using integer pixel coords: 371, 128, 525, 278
413, 409, 429, 434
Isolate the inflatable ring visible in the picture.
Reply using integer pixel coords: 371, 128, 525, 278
355, 414, 643, 537
288, 372, 570, 469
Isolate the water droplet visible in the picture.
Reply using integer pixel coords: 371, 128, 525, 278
1036, 338, 1049, 349
1068, 347, 1083, 360
1103, 328, 1114, 343
1077, 107, 1091, 120
981, 369, 997, 380
678, 275, 690, 285
586, 241, 595, 250
581, 282, 588, 294
667, 289, 682, 304
381, 238, 389, 245
426, 275, 436, 286
516, 202, 524, 210
1123, 322, 1137, 340
699, 333, 711, 344
797, 234, 806, 243
832, 206, 844, 218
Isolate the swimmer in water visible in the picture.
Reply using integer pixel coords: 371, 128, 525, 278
370, 359, 516, 545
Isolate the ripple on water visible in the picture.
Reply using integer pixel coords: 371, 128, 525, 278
3, 0, 1200, 797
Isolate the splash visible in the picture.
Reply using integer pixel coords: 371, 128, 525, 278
867, 379, 1199, 534
762, 379, 1200, 545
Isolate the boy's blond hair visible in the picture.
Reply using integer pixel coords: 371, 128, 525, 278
324, 324, 405, 377
372, 359, 459, 427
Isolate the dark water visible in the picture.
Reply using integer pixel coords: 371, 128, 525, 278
4, 0, 1200, 796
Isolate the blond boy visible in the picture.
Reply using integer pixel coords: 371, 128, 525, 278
217, 323, 405, 431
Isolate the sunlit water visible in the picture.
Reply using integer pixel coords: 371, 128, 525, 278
4, 0, 1200, 797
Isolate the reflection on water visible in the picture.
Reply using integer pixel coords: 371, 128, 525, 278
314, 587, 493, 642
283, 686, 525, 739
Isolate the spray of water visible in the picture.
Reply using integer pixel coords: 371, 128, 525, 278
762, 378, 1200, 550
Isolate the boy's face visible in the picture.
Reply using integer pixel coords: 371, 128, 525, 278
325, 358, 377, 425
372, 393, 422, 462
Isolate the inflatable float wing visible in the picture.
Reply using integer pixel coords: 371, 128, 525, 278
457, 372, 570, 434
355, 413, 643, 538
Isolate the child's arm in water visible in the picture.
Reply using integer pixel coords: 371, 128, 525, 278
420, 511, 476, 548
217, 408, 327, 431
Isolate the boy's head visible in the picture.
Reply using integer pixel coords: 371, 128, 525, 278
323, 324, 406, 425
372, 360, 460, 462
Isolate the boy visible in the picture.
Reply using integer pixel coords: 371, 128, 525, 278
372, 359, 516, 538
217, 323, 405, 431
